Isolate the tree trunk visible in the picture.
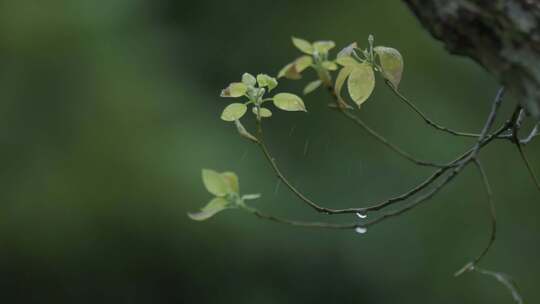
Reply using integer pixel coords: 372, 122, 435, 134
402, 0, 540, 120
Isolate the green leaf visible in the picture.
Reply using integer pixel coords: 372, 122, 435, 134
336, 56, 358, 67
303, 80, 322, 95
256, 74, 278, 91
188, 197, 230, 221
337, 42, 358, 58
220, 103, 247, 121
242, 193, 261, 200
347, 63, 375, 107
277, 63, 301, 80
295, 56, 313, 73
291, 37, 313, 54
220, 82, 247, 98
234, 119, 258, 143
313, 40, 335, 53
202, 169, 230, 196
374, 46, 403, 88
322, 61, 338, 71
273, 93, 306, 112
221, 171, 239, 193
335, 65, 354, 104
277, 56, 313, 80
242, 73, 257, 86
252, 107, 272, 118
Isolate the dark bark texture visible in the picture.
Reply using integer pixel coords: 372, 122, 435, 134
403, 0, 540, 119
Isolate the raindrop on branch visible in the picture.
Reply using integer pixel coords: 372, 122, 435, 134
355, 226, 368, 234
356, 212, 368, 219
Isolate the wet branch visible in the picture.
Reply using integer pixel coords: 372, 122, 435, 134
247, 84, 511, 223
362, 89, 508, 228
385, 80, 491, 138
247, 208, 358, 230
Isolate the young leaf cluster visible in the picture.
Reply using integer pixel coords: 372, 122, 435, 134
276, 35, 404, 109
188, 169, 261, 221
278, 37, 338, 95
334, 35, 404, 108
220, 72, 306, 123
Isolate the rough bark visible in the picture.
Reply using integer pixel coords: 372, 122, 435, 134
402, 0, 540, 120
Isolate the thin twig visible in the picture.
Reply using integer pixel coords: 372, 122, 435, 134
255, 119, 336, 213
455, 159, 497, 277
250, 88, 510, 217
363, 89, 508, 228
386, 80, 503, 139
471, 159, 497, 265
520, 123, 539, 145
511, 109, 540, 190
473, 266, 524, 304
468, 87, 506, 159
249, 208, 358, 230
339, 109, 447, 168
322, 79, 447, 168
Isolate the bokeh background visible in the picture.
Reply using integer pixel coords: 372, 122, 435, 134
1, 0, 538, 303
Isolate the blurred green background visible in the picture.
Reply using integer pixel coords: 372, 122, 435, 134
0, 0, 538, 303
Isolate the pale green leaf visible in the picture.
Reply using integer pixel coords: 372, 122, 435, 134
322, 61, 338, 71
277, 56, 312, 80
242, 73, 257, 86
273, 93, 307, 112
291, 37, 313, 54
220, 82, 247, 98
374, 46, 403, 88
242, 193, 261, 200
252, 107, 272, 118
313, 40, 335, 53
234, 119, 258, 143
221, 171, 239, 193
220, 103, 247, 121
336, 56, 358, 67
347, 63, 375, 107
188, 197, 230, 221
277, 63, 301, 80
337, 42, 358, 58
303, 80, 322, 95
202, 169, 229, 196
335, 66, 354, 104
256, 74, 278, 91
295, 56, 313, 73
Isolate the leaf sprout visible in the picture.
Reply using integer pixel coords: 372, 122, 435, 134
220, 72, 306, 123
188, 169, 261, 221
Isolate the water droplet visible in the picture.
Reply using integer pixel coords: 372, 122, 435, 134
355, 226, 367, 234
356, 212, 367, 219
